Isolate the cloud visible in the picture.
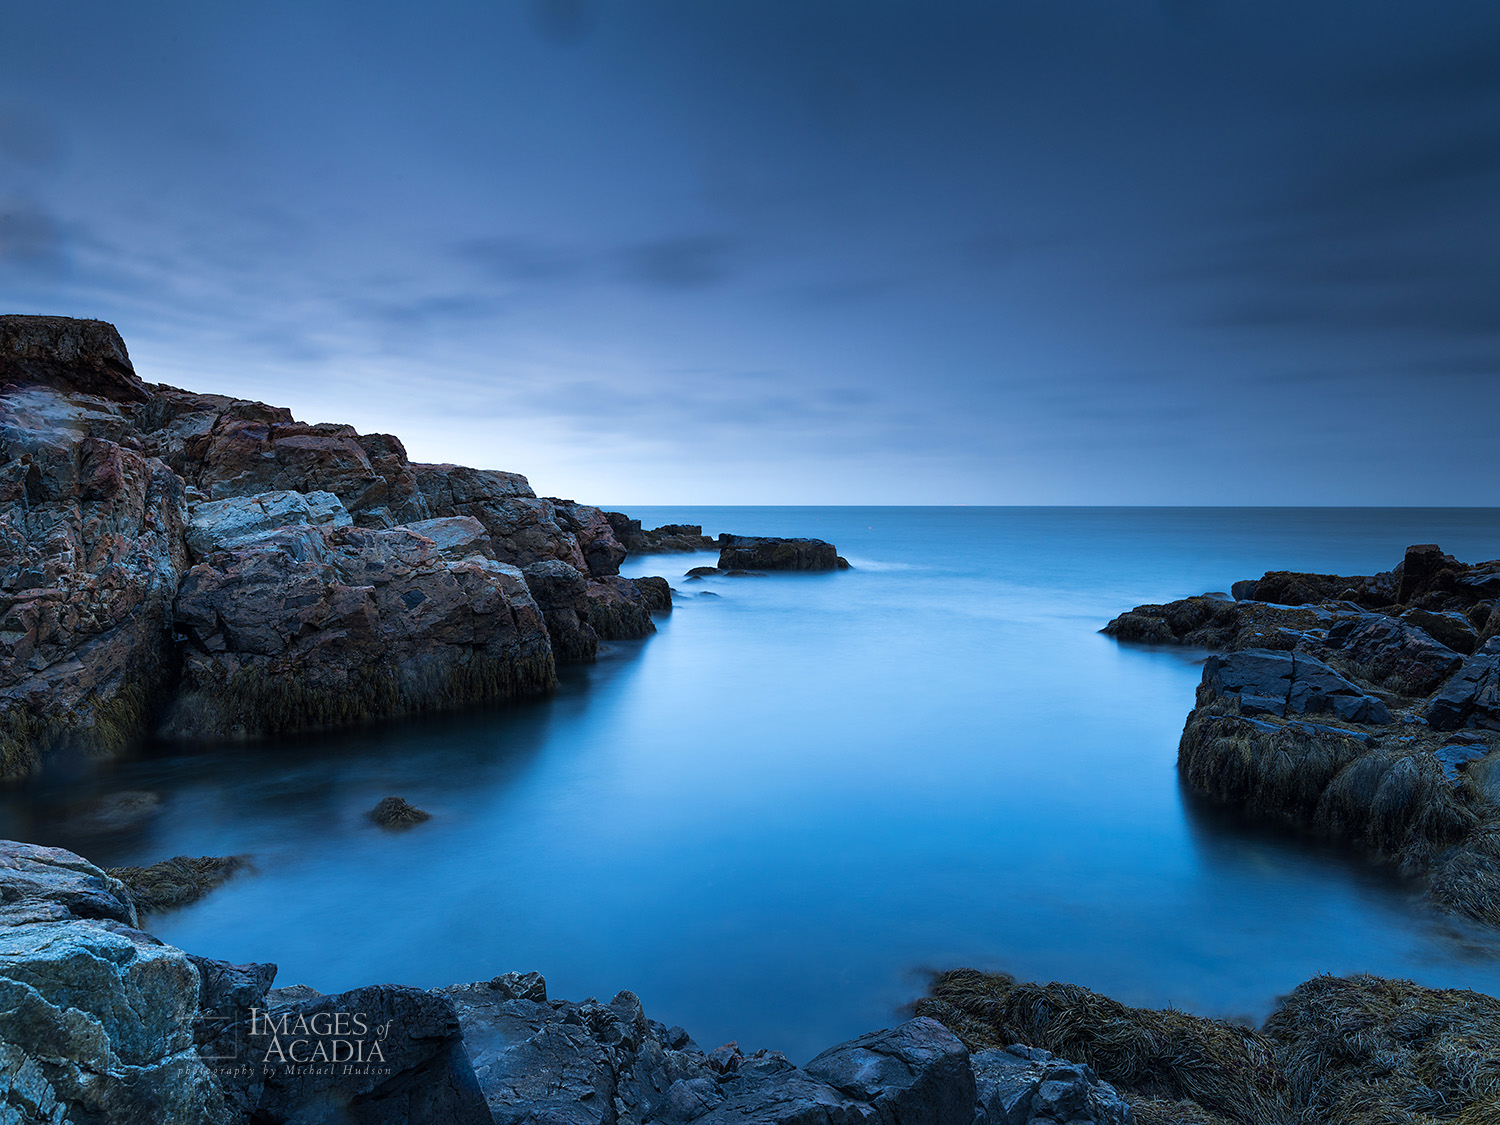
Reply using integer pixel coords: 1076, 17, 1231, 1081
618, 236, 735, 290
457, 236, 586, 283
0, 198, 67, 276
522, 0, 601, 47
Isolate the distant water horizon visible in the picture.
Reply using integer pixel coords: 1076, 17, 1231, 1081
5, 506, 1500, 1063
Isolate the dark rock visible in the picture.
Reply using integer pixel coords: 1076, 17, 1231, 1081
59, 789, 162, 835
632, 575, 673, 614
0, 315, 150, 402
605, 515, 717, 554
107, 854, 250, 913
1425, 637, 1500, 731
1324, 613, 1463, 696
1201, 649, 1392, 724
804, 1016, 975, 1125
523, 558, 601, 663
1398, 543, 1459, 604
368, 796, 432, 828
971, 1043, 1132, 1125
717, 536, 850, 572
233, 984, 490, 1125
1402, 607, 1479, 655
685, 567, 718, 578
163, 520, 556, 740
551, 500, 629, 577
1230, 579, 1259, 601
1433, 737, 1492, 785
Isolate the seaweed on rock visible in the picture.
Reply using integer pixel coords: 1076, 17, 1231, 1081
920, 969, 1500, 1125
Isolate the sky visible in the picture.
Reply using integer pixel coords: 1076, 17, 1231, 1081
1, 1, 1497, 505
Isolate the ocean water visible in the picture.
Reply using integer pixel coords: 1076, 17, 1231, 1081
7, 507, 1500, 1063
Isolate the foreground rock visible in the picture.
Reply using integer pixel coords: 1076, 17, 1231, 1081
1104, 545, 1500, 927
1, 839, 1129, 1125
1, 316, 675, 776
921, 967, 1500, 1125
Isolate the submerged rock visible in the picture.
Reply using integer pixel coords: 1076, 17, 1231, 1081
108, 854, 250, 913
368, 796, 432, 828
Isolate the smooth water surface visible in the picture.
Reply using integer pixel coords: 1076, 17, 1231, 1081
7, 508, 1500, 1061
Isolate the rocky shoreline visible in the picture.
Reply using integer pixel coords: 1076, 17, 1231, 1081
0, 316, 846, 779
1102, 544, 1500, 929
0, 839, 1133, 1125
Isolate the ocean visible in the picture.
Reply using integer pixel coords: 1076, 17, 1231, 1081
7, 507, 1500, 1063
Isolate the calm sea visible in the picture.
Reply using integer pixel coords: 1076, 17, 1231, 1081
7, 507, 1500, 1062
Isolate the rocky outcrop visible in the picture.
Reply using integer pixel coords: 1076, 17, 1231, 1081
0, 316, 675, 776
604, 515, 716, 554
717, 536, 849, 572
1, 840, 1130, 1125
1104, 546, 1500, 927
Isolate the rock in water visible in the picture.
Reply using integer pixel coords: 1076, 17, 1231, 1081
107, 854, 249, 913
717, 535, 850, 571
368, 796, 432, 828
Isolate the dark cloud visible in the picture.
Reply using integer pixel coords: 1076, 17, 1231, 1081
522, 0, 601, 47
0, 106, 65, 168
457, 237, 585, 283
619, 236, 735, 290
0, 199, 67, 275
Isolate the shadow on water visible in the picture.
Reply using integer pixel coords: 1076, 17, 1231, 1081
1178, 776, 1500, 967
0, 634, 659, 870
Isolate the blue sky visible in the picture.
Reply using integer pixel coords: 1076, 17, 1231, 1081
2, 1, 1497, 503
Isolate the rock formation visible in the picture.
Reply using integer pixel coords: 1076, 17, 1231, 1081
0, 839, 1134, 1125
0, 316, 672, 776
1103, 545, 1500, 927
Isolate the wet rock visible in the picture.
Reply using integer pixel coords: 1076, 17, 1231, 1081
107, 854, 250, 913
717, 536, 850, 572
971, 1044, 1133, 1125
805, 1016, 975, 1125
368, 796, 432, 828
1101, 597, 1350, 652
685, 567, 718, 579
1202, 649, 1392, 724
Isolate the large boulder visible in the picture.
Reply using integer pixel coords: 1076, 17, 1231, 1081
1425, 637, 1500, 731
1323, 613, 1463, 696
164, 520, 555, 739
1201, 649, 1392, 725
185, 489, 351, 557
804, 1016, 976, 1125
717, 536, 849, 572
970, 1044, 1132, 1125
0, 315, 149, 402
